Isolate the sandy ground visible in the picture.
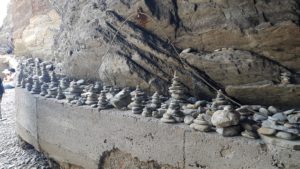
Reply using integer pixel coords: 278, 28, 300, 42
0, 89, 50, 169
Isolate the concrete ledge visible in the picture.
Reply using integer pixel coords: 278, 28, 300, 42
15, 88, 300, 169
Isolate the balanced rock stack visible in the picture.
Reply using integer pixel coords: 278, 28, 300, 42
65, 81, 82, 102
21, 79, 26, 88
258, 109, 300, 141
150, 92, 161, 109
94, 81, 102, 94
98, 90, 109, 110
49, 71, 59, 88
40, 63, 51, 83
161, 99, 184, 123
17, 65, 24, 87
59, 77, 69, 91
25, 76, 33, 91
142, 107, 153, 117
85, 85, 98, 105
168, 72, 187, 102
45, 87, 58, 98
30, 76, 41, 94
190, 114, 212, 132
131, 86, 145, 114
34, 60, 41, 76
40, 83, 49, 96
211, 90, 229, 111
211, 105, 241, 137
56, 87, 65, 100
153, 103, 168, 118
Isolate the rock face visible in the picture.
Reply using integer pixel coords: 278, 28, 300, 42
1, 0, 300, 106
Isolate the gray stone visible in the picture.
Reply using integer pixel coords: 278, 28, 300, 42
283, 109, 295, 115
241, 130, 259, 139
211, 106, 240, 128
262, 120, 300, 135
276, 131, 297, 140
216, 125, 241, 137
287, 113, 300, 124
184, 115, 194, 125
257, 127, 277, 136
253, 113, 268, 122
110, 88, 131, 109
259, 108, 270, 116
269, 113, 287, 122
268, 106, 278, 114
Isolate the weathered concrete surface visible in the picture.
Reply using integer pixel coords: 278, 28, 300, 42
16, 88, 300, 169
15, 88, 39, 150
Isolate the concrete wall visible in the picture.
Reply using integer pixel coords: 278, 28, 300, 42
15, 88, 300, 169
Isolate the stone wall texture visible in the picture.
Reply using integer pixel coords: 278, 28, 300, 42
15, 88, 300, 169
1, 0, 300, 106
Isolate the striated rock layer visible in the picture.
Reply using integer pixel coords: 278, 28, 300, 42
1, 0, 300, 106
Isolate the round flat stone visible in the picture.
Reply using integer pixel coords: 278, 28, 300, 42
257, 127, 277, 136
276, 131, 297, 140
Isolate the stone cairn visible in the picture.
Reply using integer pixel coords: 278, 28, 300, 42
85, 85, 98, 106
40, 83, 49, 96
258, 109, 300, 141
65, 81, 82, 102
40, 63, 51, 83
45, 87, 58, 98
16, 65, 24, 87
190, 114, 212, 132
31, 76, 42, 94
98, 90, 109, 110
142, 92, 161, 117
56, 87, 65, 100
211, 105, 241, 137
34, 60, 41, 76
161, 72, 185, 123
59, 77, 70, 91
25, 76, 33, 91
131, 85, 145, 114
153, 103, 168, 118
21, 78, 26, 88
49, 71, 59, 89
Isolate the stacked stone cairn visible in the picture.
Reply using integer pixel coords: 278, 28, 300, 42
161, 72, 185, 123
21, 78, 26, 88
85, 85, 98, 106
98, 90, 109, 110
31, 75, 42, 94
59, 77, 70, 91
190, 114, 212, 132
45, 87, 58, 98
16, 65, 24, 87
94, 81, 102, 94
211, 105, 241, 137
236, 105, 260, 139
65, 81, 82, 102
25, 76, 33, 91
40, 83, 49, 96
131, 85, 146, 114
34, 59, 41, 76
39, 63, 51, 83
142, 92, 161, 117
56, 87, 65, 100
258, 108, 300, 141
153, 103, 168, 118
49, 71, 59, 89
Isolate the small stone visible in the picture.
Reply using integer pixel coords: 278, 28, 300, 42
190, 123, 211, 132
216, 125, 241, 137
194, 100, 207, 108
257, 127, 277, 136
241, 130, 259, 139
76, 79, 85, 85
253, 113, 268, 122
142, 107, 153, 117
268, 106, 278, 114
91, 104, 98, 108
283, 109, 295, 115
276, 131, 297, 140
181, 48, 191, 53
269, 113, 287, 122
184, 115, 194, 125
259, 107, 270, 116
287, 113, 300, 124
